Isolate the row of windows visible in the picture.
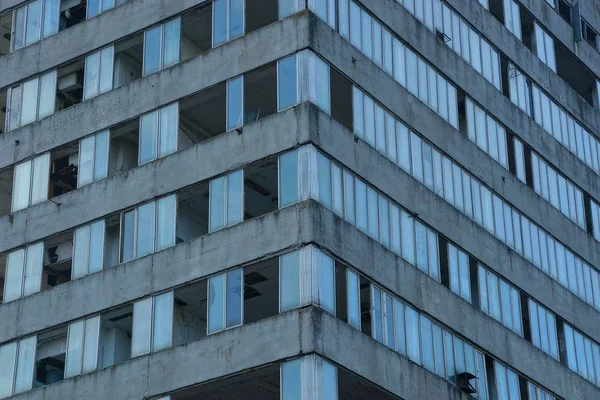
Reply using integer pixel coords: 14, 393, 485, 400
509, 63, 600, 176
530, 151, 586, 229
466, 96, 592, 235
365, 276, 489, 398
348, 265, 556, 399
353, 85, 600, 313
8, 0, 128, 53
395, 0, 501, 90
478, 265, 522, 337
338, 0, 459, 128
292, 144, 594, 369
465, 97, 509, 169
3, 0, 262, 134
0, 204, 566, 398
564, 322, 600, 386
534, 23, 556, 73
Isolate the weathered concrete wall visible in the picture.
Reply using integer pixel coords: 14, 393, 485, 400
0, 11, 310, 170
443, 0, 600, 135
0, 104, 313, 254
0, 0, 210, 89
310, 19, 600, 269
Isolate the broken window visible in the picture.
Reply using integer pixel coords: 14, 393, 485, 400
35, 326, 67, 387
98, 304, 133, 369
72, 220, 105, 279
56, 58, 84, 111
0, 335, 36, 397
106, 120, 139, 176
78, 130, 109, 187
3, 242, 44, 303
83, 46, 114, 101
49, 143, 78, 198
112, 33, 144, 89
173, 257, 278, 344
120, 195, 176, 262
131, 291, 174, 357
175, 182, 209, 243
43, 230, 73, 290
143, 18, 181, 77
64, 316, 100, 378
5, 71, 56, 132
139, 103, 178, 165
212, 0, 244, 47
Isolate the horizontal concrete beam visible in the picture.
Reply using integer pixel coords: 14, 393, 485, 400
444, 0, 600, 138
310, 109, 600, 344
0, 0, 210, 89
0, 201, 317, 344
0, 103, 314, 254
311, 19, 600, 269
356, 0, 600, 191
0, 11, 311, 170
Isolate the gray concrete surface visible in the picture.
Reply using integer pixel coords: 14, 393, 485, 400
310, 18, 600, 270
0, 103, 313, 254
0, 0, 210, 89
0, 11, 310, 170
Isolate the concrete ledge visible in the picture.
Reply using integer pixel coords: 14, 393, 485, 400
0, 201, 317, 344
443, 0, 600, 138
0, 0, 210, 89
311, 20, 600, 269
0, 103, 313, 254
311, 206, 600, 399
310, 111, 600, 342
0, 11, 311, 170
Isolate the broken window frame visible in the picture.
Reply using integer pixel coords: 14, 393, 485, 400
131, 291, 174, 358
11, 153, 51, 213
83, 46, 115, 101
5, 71, 57, 132
142, 17, 181, 77
138, 103, 179, 165
11, 0, 60, 52
120, 195, 177, 263
72, 220, 105, 279
212, 0, 244, 48
64, 315, 101, 378
3, 242, 44, 303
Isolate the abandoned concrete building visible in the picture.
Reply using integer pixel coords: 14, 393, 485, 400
1, 0, 600, 399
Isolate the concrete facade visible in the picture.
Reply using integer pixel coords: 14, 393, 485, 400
1, 1, 600, 400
